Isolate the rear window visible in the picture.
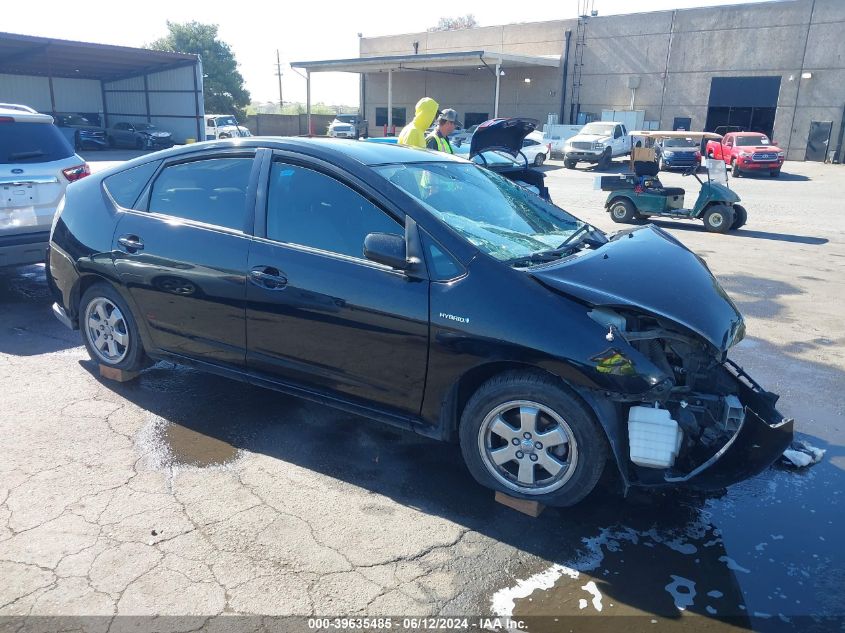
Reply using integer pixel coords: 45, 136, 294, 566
0, 120, 74, 164
104, 160, 162, 208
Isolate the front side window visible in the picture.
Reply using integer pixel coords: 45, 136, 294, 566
148, 157, 253, 231
266, 162, 402, 259
377, 162, 583, 263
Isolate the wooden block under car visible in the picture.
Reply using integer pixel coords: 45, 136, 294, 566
99, 364, 140, 383
494, 491, 545, 517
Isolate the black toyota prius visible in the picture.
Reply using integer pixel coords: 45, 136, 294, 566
47, 137, 793, 507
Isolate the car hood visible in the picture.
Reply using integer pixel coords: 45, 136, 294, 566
470, 117, 537, 158
740, 145, 782, 152
569, 134, 611, 144
530, 225, 745, 352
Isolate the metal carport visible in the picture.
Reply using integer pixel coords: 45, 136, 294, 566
0, 31, 203, 143
291, 50, 560, 136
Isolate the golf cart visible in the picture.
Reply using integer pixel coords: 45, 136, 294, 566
600, 131, 747, 233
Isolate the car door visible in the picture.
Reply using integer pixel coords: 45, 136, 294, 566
723, 136, 734, 163
112, 123, 128, 147
111, 149, 260, 368
245, 155, 430, 415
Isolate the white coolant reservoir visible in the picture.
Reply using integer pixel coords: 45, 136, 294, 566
628, 405, 684, 469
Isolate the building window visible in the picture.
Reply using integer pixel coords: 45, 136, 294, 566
464, 112, 489, 127
375, 107, 407, 127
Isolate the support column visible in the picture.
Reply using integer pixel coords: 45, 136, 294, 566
387, 69, 393, 133
306, 70, 311, 136
494, 63, 501, 118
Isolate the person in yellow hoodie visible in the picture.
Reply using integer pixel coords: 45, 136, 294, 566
398, 97, 439, 148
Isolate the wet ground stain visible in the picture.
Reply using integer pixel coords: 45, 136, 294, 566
160, 422, 240, 467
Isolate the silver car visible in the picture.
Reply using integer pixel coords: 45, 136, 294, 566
0, 105, 89, 268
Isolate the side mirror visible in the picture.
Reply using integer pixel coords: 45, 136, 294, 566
364, 232, 408, 270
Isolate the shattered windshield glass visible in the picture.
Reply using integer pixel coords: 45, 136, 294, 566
376, 162, 584, 263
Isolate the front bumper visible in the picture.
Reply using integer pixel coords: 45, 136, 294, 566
564, 150, 605, 162
662, 155, 698, 168
664, 360, 794, 490
737, 159, 783, 171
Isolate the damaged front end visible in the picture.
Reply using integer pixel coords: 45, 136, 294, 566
592, 308, 793, 490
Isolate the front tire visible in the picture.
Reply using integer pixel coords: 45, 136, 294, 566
731, 159, 741, 177
608, 198, 639, 224
703, 204, 735, 234
731, 204, 748, 230
564, 159, 577, 169
80, 283, 146, 372
459, 372, 607, 507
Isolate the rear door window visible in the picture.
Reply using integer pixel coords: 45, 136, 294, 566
148, 156, 254, 232
0, 121, 74, 164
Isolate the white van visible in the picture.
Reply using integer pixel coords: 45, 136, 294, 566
205, 114, 251, 141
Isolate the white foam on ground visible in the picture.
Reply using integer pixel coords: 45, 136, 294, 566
581, 580, 604, 612
708, 590, 724, 598
665, 575, 697, 611
491, 521, 714, 617
719, 556, 750, 573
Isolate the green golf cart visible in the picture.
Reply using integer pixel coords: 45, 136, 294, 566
601, 131, 747, 233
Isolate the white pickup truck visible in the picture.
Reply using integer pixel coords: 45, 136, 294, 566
205, 114, 251, 141
563, 121, 632, 169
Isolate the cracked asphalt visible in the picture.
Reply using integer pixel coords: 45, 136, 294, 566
0, 157, 843, 631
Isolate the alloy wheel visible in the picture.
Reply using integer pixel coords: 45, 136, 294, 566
477, 400, 578, 495
84, 297, 130, 364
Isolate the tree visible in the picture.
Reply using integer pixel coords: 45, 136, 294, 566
427, 14, 478, 32
149, 22, 250, 118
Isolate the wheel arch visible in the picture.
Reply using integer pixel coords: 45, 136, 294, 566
605, 194, 634, 210
73, 273, 156, 353
439, 361, 629, 489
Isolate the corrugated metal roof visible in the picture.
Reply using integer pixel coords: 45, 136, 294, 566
0, 31, 199, 81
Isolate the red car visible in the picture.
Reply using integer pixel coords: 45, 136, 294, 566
705, 132, 784, 177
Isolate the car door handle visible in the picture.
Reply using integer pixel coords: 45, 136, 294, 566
249, 266, 287, 290
117, 235, 144, 251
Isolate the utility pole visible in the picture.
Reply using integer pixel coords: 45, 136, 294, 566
275, 50, 284, 112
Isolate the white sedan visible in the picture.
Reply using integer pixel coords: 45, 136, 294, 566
521, 131, 551, 166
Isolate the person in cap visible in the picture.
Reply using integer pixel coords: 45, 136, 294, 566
398, 97, 439, 148
425, 109, 457, 154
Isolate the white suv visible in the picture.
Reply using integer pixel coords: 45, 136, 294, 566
0, 105, 89, 268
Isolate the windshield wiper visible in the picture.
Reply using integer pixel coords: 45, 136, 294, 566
505, 245, 578, 267
557, 223, 595, 250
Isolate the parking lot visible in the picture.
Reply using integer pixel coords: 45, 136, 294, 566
1, 155, 843, 631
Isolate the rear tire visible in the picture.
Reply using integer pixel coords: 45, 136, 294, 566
703, 204, 735, 234
534, 153, 546, 167
731, 204, 748, 230
609, 198, 639, 224
459, 371, 608, 507
79, 283, 146, 372
564, 159, 577, 169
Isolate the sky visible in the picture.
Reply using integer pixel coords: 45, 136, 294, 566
10, 0, 776, 106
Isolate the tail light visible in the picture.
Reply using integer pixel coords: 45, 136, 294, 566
62, 163, 90, 182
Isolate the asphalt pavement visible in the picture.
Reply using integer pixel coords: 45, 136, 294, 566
0, 157, 842, 631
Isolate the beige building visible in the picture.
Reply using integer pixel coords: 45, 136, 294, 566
293, 0, 845, 161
